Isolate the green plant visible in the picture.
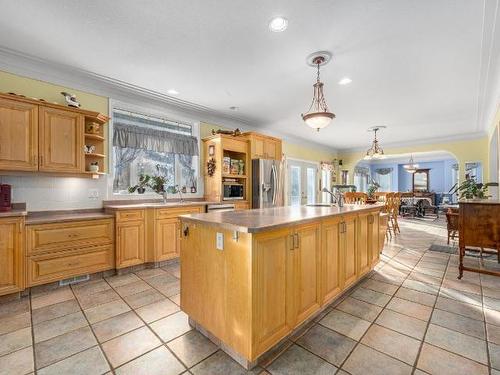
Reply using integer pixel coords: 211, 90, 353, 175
449, 178, 498, 200
128, 164, 169, 196
367, 184, 378, 198
128, 174, 150, 193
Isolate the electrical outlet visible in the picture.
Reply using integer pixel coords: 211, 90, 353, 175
88, 189, 99, 199
216, 232, 224, 250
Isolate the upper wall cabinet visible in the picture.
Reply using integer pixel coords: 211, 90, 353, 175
244, 132, 282, 160
0, 97, 38, 171
39, 106, 84, 173
0, 93, 108, 177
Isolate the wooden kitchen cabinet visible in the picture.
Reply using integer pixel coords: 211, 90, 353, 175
369, 213, 380, 267
234, 201, 250, 210
39, 106, 84, 173
357, 212, 370, 277
155, 218, 180, 261
116, 220, 145, 268
321, 216, 342, 304
244, 132, 282, 160
0, 97, 38, 171
342, 215, 358, 288
0, 217, 24, 296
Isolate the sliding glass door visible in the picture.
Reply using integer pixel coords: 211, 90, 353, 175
287, 159, 318, 206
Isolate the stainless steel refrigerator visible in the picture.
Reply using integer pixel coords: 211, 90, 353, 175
252, 159, 285, 208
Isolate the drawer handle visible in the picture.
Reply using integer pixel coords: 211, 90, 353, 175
68, 233, 80, 238
67, 261, 80, 267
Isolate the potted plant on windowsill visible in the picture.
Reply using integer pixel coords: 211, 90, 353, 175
128, 174, 150, 194
128, 164, 169, 201
449, 178, 498, 200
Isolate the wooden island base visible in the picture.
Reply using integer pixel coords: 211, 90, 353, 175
180, 205, 385, 369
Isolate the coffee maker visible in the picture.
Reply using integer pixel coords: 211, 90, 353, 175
0, 184, 11, 211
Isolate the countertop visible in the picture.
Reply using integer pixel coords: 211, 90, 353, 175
180, 203, 384, 233
26, 210, 114, 225
104, 201, 218, 210
0, 208, 28, 218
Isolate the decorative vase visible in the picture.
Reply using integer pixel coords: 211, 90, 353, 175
88, 164, 99, 173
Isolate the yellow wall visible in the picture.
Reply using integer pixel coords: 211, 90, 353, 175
339, 136, 490, 184
0, 70, 108, 114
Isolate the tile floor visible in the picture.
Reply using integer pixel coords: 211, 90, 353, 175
1, 218, 500, 374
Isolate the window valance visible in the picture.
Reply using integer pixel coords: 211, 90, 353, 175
375, 167, 393, 175
354, 166, 370, 175
113, 123, 199, 156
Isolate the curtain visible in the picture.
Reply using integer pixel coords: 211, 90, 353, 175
375, 167, 393, 175
354, 166, 370, 175
113, 123, 199, 156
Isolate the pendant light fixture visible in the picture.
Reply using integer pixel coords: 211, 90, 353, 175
301, 52, 335, 131
403, 154, 419, 174
364, 126, 386, 160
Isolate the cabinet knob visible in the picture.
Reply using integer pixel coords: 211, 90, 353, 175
183, 226, 189, 237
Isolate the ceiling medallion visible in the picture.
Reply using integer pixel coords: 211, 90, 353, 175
301, 52, 335, 131
403, 154, 419, 174
364, 126, 387, 160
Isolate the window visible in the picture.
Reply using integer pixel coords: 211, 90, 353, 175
112, 109, 199, 195
320, 169, 332, 203
354, 173, 368, 193
377, 173, 392, 192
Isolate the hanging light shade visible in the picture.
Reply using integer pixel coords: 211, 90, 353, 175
403, 154, 419, 174
301, 55, 335, 131
364, 126, 386, 160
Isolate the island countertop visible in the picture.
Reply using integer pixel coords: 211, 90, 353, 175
180, 203, 384, 233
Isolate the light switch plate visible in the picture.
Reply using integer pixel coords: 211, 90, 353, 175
216, 232, 224, 250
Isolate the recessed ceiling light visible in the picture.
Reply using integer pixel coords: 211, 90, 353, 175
229, 106, 239, 111
338, 77, 352, 85
167, 89, 179, 95
269, 16, 288, 32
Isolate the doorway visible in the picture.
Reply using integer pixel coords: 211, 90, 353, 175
287, 159, 318, 206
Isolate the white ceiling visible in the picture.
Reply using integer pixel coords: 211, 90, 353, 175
0, 0, 499, 150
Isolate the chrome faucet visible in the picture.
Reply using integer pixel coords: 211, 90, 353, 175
322, 187, 344, 207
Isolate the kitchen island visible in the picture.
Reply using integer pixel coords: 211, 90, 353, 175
179, 203, 385, 368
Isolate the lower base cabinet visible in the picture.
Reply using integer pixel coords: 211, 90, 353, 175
116, 220, 145, 268
154, 218, 180, 261
0, 217, 24, 296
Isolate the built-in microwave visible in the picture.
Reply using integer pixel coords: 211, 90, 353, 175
223, 182, 244, 200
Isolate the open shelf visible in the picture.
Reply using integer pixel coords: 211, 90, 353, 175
84, 133, 105, 141
85, 153, 105, 158
222, 174, 247, 179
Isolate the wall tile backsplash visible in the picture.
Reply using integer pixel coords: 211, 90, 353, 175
0, 175, 108, 211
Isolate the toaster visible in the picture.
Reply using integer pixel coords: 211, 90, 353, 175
0, 184, 11, 212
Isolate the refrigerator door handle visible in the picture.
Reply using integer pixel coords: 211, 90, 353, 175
271, 164, 277, 205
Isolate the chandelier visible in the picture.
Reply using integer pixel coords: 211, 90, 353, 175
301, 54, 335, 131
403, 155, 419, 174
364, 126, 386, 160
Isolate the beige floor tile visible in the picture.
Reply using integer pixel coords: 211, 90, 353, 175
0, 312, 31, 336
361, 324, 421, 365
105, 273, 141, 288
375, 309, 427, 339
163, 263, 181, 279
370, 272, 405, 286
490, 341, 500, 370
37, 346, 110, 375
101, 326, 161, 368
431, 309, 485, 339
350, 287, 392, 307
407, 272, 442, 286
34, 311, 88, 343
424, 324, 488, 364
386, 297, 432, 321
360, 279, 399, 296
92, 311, 144, 343
441, 279, 481, 295
168, 330, 218, 367
34, 326, 97, 369
115, 346, 185, 375
0, 346, 34, 375
319, 309, 371, 341
135, 299, 179, 323
484, 296, 500, 312
0, 298, 30, 320
394, 287, 436, 307
31, 288, 74, 310
342, 343, 412, 375
134, 268, 167, 279
434, 296, 484, 321
439, 287, 482, 306
265, 344, 336, 375
114, 280, 152, 298
485, 308, 500, 327
84, 300, 130, 324
401, 279, 439, 295
169, 293, 181, 306
31, 300, 81, 325
483, 286, 500, 300
149, 311, 192, 342
123, 289, 165, 309
0, 327, 32, 357
336, 297, 383, 322
487, 323, 500, 345
417, 343, 488, 375
76, 288, 121, 310
71, 279, 111, 297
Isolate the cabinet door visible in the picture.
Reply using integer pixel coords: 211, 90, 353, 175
292, 222, 321, 325
253, 228, 293, 355
343, 216, 358, 288
357, 213, 370, 276
369, 213, 380, 267
321, 217, 342, 304
0, 98, 38, 171
0, 218, 24, 295
39, 106, 84, 172
264, 140, 277, 159
155, 218, 179, 261
116, 220, 145, 268
252, 137, 265, 158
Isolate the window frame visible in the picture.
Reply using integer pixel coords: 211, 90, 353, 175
107, 99, 203, 199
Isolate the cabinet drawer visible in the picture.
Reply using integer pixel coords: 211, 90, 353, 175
116, 209, 145, 222
27, 245, 114, 287
27, 219, 113, 255
155, 206, 204, 219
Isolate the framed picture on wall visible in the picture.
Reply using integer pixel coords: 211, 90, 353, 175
413, 169, 429, 192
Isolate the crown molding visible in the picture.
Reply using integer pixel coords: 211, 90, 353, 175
338, 130, 488, 153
